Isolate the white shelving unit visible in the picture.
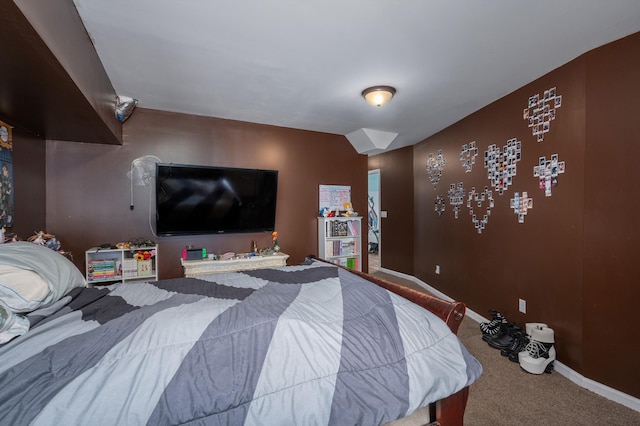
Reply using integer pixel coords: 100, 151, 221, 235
317, 216, 362, 271
85, 245, 158, 285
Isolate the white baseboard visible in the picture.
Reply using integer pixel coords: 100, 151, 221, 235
552, 361, 640, 412
377, 267, 640, 413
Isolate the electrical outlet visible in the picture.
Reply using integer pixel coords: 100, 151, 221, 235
435, 265, 440, 274
518, 298, 527, 314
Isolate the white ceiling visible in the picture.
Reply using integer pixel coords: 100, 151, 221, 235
73, 0, 640, 155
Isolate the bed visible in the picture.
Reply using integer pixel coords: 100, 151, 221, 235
0, 242, 481, 425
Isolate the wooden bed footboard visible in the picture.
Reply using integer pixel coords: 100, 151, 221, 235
311, 257, 469, 426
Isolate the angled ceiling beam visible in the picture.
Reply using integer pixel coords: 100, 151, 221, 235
346, 128, 398, 154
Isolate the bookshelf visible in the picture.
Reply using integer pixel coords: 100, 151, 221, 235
317, 216, 362, 271
85, 245, 158, 285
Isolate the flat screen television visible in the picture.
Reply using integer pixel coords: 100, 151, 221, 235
155, 163, 278, 236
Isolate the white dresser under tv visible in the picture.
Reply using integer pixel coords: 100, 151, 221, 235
181, 252, 289, 277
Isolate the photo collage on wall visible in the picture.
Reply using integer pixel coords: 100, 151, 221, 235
510, 192, 534, 223
467, 186, 494, 234
434, 195, 446, 217
534, 154, 565, 197
425, 86, 566, 231
460, 141, 478, 173
524, 87, 562, 142
426, 149, 446, 189
484, 138, 522, 195
448, 182, 465, 219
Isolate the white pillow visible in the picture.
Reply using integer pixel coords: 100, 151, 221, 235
0, 242, 86, 309
0, 264, 50, 312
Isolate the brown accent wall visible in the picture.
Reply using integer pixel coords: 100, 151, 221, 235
414, 55, 586, 367
406, 33, 640, 398
45, 108, 368, 279
368, 146, 414, 275
583, 33, 640, 398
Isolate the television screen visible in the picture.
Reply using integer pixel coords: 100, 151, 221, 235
155, 163, 278, 236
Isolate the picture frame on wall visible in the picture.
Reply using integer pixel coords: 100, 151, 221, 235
0, 120, 14, 229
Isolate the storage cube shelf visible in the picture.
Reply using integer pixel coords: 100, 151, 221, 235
85, 246, 158, 284
317, 217, 362, 271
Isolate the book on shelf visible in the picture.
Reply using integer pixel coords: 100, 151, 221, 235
346, 257, 358, 270
341, 240, 356, 255
332, 257, 359, 270
332, 221, 348, 237
88, 259, 117, 279
346, 220, 359, 237
325, 240, 358, 257
122, 259, 138, 278
326, 219, 360, 237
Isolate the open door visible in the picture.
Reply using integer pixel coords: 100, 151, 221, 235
368, 170, 381, 272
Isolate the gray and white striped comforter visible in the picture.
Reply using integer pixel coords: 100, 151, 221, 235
0, 260, 481, 425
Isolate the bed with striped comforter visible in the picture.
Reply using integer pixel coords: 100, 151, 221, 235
0, 259, 481, 425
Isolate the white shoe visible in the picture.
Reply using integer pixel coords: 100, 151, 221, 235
525, 322, 548, 337
519, 327, 555, 374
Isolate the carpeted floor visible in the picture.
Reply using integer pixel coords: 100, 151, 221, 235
373, 270, 640, 426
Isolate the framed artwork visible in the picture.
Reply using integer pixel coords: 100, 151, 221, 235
319, 184, 351, 211
0, 120, 13, 229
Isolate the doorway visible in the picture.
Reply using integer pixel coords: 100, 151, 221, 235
368, 170, 381, 273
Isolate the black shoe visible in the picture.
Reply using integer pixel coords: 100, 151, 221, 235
487, 324, 522, 349
507, 335, 531, 362
501, 332, 529, 357
483, 321, 518, 341
488, 334, 514, 349
482, 324, 505, 341
480, 311, 507, 337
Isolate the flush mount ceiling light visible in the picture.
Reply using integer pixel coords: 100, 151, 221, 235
362, 86, 396, 107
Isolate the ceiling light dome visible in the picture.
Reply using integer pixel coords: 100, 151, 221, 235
362, 86, 396, 107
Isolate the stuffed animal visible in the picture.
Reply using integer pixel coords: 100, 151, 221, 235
27, 231, 55, 246
344, 202, 354, 217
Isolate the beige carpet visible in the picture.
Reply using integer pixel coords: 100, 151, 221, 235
373, 270, 640, 426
